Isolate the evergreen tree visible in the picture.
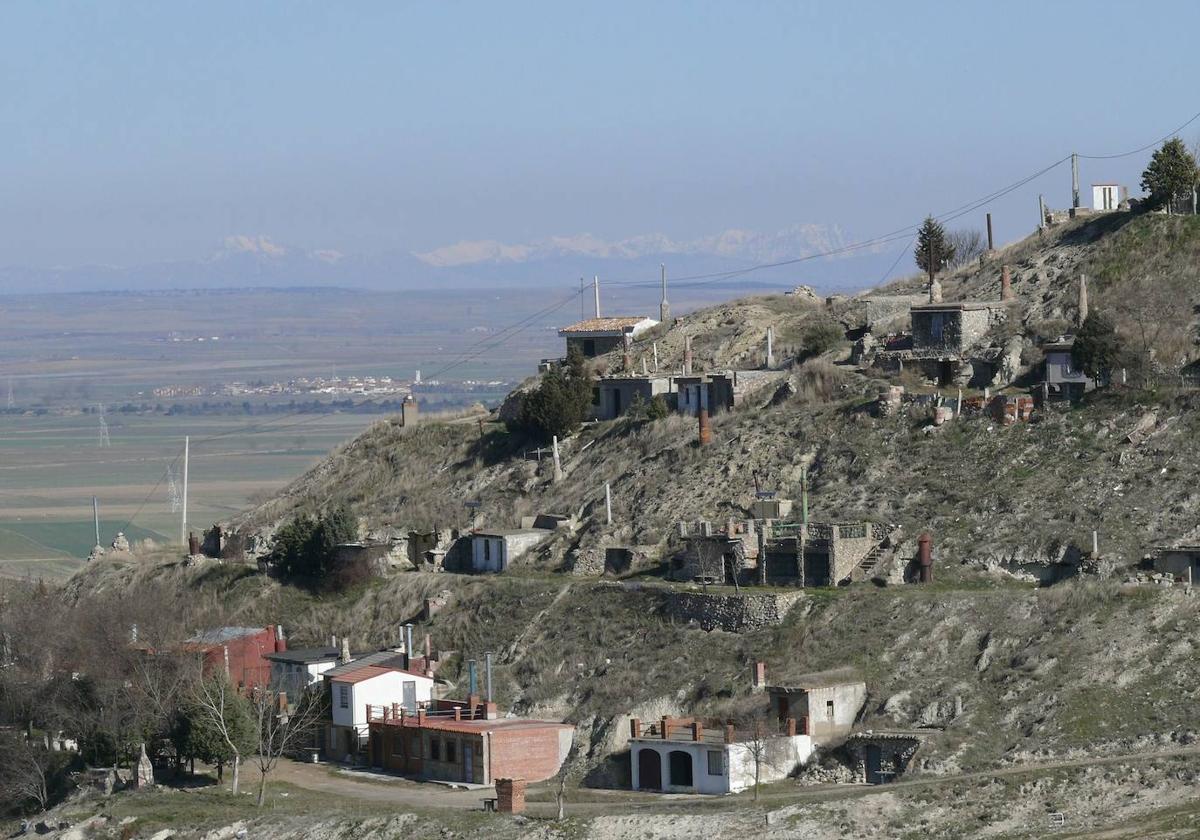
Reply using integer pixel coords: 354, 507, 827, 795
173, 681, 256, 781
512, 345, 593, 440
1141, 138, 1198, 212
1071, 312, 1121, 385
914, 215, 955, 281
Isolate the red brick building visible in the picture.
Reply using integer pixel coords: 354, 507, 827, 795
185, 625, 284, 692
366, 699, 572, 785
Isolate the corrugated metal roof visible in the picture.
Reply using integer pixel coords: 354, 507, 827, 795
324, 649, 432, 681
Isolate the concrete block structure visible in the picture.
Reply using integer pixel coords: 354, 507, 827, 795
1092, 183, 1128, 211
1042, 337, 1094, 401
675, 370, 776, 417
366, 699, 573, 785
264, 645, 341, 703
557, 316, 658, 359
1151, 545, 1200, 579
872, 300, 1009, 387
766, 667, 866, 745
628, 715, 812, 794
843, 732, 923, 784
593, 375, 672, 420
469, 528, 552, 572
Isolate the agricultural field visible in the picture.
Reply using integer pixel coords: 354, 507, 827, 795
0, 411, 383, 578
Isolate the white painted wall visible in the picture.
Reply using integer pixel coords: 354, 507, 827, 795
631, 735, 813, 795
1093, 185, 1123, 211
330, 671, 434, 736
472, 536, 506, 572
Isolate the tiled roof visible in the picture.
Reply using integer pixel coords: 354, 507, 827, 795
558, 316, 650, 334
324, 649, 432, 681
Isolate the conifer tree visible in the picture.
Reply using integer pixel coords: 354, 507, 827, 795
1141, 138, 1198, 212
914, 216, 955, 282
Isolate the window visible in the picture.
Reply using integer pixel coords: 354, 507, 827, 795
929, 313, 944, 341
707, 750, 724, 776
338, 684, 349, 709
826, 700, 835, 720
446, 740, 456, 763
430, 738, 441, 761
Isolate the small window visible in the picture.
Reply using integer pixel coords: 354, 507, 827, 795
826, 700, 835, 720
338, 684, 349, 709
707, 750, 724, 776
430, 738, 441, 761
446, 740, 456, 763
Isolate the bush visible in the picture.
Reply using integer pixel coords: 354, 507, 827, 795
1072, 312, 1122, 384
799, 318, 845, 359
271, 505, 357, 581
627, 393, 670, 424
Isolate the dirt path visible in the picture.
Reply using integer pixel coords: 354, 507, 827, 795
273, 745, 1200, 818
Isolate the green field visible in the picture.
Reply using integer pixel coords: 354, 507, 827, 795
0, 411, 383, 578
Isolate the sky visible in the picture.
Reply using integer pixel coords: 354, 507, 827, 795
2, 1, 1199, 273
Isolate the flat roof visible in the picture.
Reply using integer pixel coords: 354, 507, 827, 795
473, 528, 547, 538
911, 301, 1001, 312
389, 716, 572, 736
265, 647, 340, 664
767, 666, 865, 691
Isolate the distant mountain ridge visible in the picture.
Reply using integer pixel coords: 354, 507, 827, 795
0, 223, 896, 295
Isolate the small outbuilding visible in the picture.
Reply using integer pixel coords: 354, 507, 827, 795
470, 529, 551, 572
558, 316, 658, 359
766, 667, 866, 744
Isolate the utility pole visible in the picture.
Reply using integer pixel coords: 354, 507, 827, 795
1071, 153, 1080, 209
181, 436, 189, 546
800, 465, 809, 526
659, 263, 670, 323
92, 496, 100, 548
1038, 194, 1046, 231
985, 213, 994, 251
97, 404, 111, 448
592, 276, 601, 319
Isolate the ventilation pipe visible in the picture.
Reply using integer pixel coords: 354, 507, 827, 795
274, 625, 286, 653
918, 533, 933, 583
683, 335, 693, 376
485, 652, 494, 703
697, 407, 713, 446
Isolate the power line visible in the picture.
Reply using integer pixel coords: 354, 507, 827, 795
1077, 107, 1200, 160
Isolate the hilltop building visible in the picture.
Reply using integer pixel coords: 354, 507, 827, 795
765, 667, 867, 744
558, 316, 658, 358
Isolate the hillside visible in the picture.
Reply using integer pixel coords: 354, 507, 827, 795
51, 212, 1200, 837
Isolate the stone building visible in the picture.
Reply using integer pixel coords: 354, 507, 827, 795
871, 300, 1010, 387
674, 370, 775, 417
843, 731, 922, 784
669, 520, 759, 583
760, 521, 897, 587
557, 316, 658, 358
765, 667, 866, 744
1151, 545, 1200, 579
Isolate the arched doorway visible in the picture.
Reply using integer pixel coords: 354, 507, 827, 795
637, 748, 662, 790
668, 750, 693, 788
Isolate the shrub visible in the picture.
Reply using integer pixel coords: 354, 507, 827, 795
1072, 312, 1122, 385
509, 346, 593, 441
799, 318, 845, 359
271, 505, 358, 581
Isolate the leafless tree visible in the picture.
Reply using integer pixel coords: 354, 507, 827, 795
189, 672, 248, 795
946, 229, 987, 269
248, 682, 324, 807
0, 733, 55, 813
729, 708, 794, 801
1106, 273, 1195, 381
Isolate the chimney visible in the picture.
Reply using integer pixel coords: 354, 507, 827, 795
467, 659, 478, 696
404, 624, 414, 662
683, 335, 693, 376
765, 326, 775, 369
188, 531, 199, 556
659, 263, 670, 323
1078, 274, 1089, 326
130, 624, 138, 644
424, 632, 432, 662
274, 624, 286, 653
752, 661, 766, 692
1000, 265, 1013, 301
485, 652, 493, 703
622, 333, 633, 372
918, 532, 933, 583
592, 275, 601, 319
340, 637, 351, 664
928, 277, 943, 304
697, 407, 713, 446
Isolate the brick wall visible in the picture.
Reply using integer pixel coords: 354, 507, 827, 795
487, 726, 570, 783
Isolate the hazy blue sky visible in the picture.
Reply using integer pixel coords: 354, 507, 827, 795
3, 1, 1198, 269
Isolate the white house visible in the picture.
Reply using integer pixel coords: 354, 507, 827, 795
766, 667, 867, 744
469, 529, 551, 572
264, 646, 341, 702
1092, 183, 1127, 212
628, 717, 812, 794
323, 651, 436, 760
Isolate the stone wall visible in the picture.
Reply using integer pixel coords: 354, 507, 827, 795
662, 590, 804, 633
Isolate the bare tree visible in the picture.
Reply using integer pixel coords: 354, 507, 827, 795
189, 672, 251, 795
1106, 273, 1194, 381
946, 229, 986, 269
0, 733, 56, 813
729, 708, 795, 801
248, 682, 324, 807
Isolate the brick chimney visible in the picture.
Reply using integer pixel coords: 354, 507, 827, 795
697, 408, 713, 446
751, 661, 766, 692
274, 624, 286, 653
1001, 265, 1013, 301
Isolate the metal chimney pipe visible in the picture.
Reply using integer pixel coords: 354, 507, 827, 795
485, 652, 493, 703
405, 624, 414, 657
467, 659, 478, 696
986, 212, 994, 251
